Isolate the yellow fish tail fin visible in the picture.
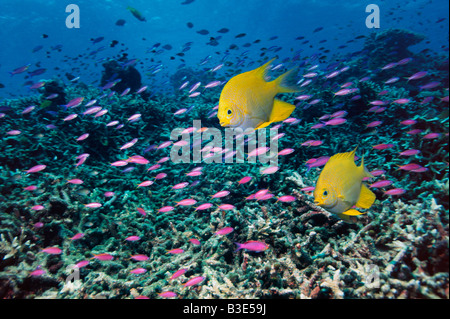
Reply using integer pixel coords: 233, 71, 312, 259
355, 184, 376, 209
273, 68, 299, 93
255, 99, 295, 130
253, 58, 276, 79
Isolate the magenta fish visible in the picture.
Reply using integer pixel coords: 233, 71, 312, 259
324, 118, 347, 126
384, 188, 406, 196
369, 180, 393, 188
63, 97, 84, 108
183, 276, 205, 287
406, 71, 427, 81
215, 226, 234, 235
235, 240, 268, 252
26, 164, 46, 174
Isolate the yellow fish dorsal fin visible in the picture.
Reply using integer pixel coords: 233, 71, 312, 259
255, 99, 295, 130
252, 58, 276, 80
327, 147, 357, 165
355, 184, 376, 209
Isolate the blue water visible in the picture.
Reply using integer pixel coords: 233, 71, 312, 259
0, 0, 448, 96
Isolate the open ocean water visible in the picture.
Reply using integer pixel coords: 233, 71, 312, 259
0, 0, 448, 309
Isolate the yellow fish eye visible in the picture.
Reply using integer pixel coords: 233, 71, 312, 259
323, 190, 328, 197
227, 109, 232, 115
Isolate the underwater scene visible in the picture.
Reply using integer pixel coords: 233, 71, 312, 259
0, 0, 448, 301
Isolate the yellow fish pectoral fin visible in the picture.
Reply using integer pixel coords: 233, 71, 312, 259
255, 99, 295, 130
355, 184, 376, 209
269, 99, 295, 123
342, 208, 365, 216
255, 121, 272, 130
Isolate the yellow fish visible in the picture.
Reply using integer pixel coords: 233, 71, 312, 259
217, 58, 298, 131
313, 148, 376, 218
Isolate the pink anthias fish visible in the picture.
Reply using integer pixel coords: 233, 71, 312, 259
130, 268, 147, 274
324, 118, 347, 126
7, 130, 21, 135
63, 97, 84, 108
41, 247, 62, 255
167, 248, 184, 254
176, 199, 197, 206
369, 180, 393, 188
158, 291, 177, 298
130, 254, 149, 261
30, 268, 46, 277
127, 155, 149, 165
397, 163, 424, 171
170, 268, 187, 280
128, 114, 142, 122
366, 121, 383, 128
111, 160, 128, 167
277, 195, 296, 203
76, 133, 89, 141
238, 176, 252, 184
400, 119, 417, 125
83, 106, 102, 115
137, 207, 146, 216
137, 180, 154, 187
84, 202, 102, 208
70, 233, 85, 241
31, 205, 44, 211
67, 178, 84, 185
247, 146, 269, 157
305, 156, 330, 169
189, 238, 201, 246
172, 182, 189, 190
215, 226, 234, 235
399, 149, 421, 156
278, 148, 294, 156
26, 165, 47, 173
301, 140, 323, 147
235, 241, 269, 252
217, 204, 235, 210
406, 71, 428, 81
384, 188, 406, 196
120, 138, 138, 150
183, 276, 205, 287
422, 133, 441, 140
212, 190, 230, 199
260, 166, 279, 175
62, 114, 78, 121
372, 143, 395, 150
92, 253, 114, 261
74, 260, 90, 268
125, 236, 141, 241
158, 206, 174, 213
195, 203, 213, 210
